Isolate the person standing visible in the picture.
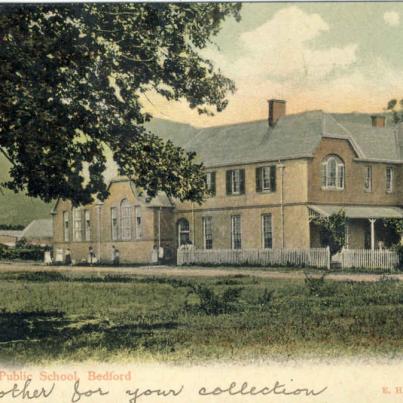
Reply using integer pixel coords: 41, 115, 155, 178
112, 245, 120, 266
158, 245, 164, 263
151, 244, 158, 264
65, 248, 72, 266
88, 246, 95, 266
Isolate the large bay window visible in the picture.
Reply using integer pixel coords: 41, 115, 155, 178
120, 199, 132, 241
72, 208, 82, 241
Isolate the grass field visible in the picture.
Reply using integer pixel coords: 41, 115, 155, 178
0, 270, 401, 364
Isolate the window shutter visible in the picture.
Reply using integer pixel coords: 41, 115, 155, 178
256, 167, 262, 192
226, 170, 232, 195
211, 172, 216, 196
321, 163, 327, 187
240, 169, 245, 194
270, 165, 276, 192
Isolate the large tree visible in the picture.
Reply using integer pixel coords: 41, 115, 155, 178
0, 3, 241, 205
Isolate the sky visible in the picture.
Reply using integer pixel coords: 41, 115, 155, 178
142, 2, 403, 127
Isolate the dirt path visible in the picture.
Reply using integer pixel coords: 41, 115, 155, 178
0, 261, 401, 282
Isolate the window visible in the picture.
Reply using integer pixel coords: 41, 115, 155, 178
256, 166, 276, 192
205, 172, 216, 196
120, 199, 132, 240
232, 170, 240, 194
135, 207, 142, 239
202, 217, 213, 249
231, 215, 241, 250
63, 211, 69, 241
111, 207, 118, 241
364, 166, 372, 192
84, 210, 91, 241
386, 167, 393, 193
321, 155, 344, 190
226, 169, 245, 195
73, 208, 82, 241
177, 218, 190, 246
261, 214, 273, 249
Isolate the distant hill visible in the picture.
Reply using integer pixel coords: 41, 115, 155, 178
0, 118, 196, 226
0, 155, 52, 226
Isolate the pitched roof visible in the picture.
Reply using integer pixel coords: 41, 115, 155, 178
0, 230, 23, 238
107, 178, 174, 208
22, 219, 53, 240
152, 111, 403, 167
309, 205, 403, 219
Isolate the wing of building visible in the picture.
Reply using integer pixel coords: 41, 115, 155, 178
52, 100, 403, 264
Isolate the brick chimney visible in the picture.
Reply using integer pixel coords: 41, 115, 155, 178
371, 115, 385, 128
268, 99, 286, 127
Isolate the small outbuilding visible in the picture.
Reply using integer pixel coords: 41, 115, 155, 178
21, 219, 53, 246
0, 230, 23, 247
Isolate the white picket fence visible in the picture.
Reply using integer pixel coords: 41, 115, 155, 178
177, 247, 330, 269
340, 249, 399, 271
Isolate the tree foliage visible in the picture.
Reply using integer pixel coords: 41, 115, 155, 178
311, 210, 346, 254
383, 218, 403, 235
382, 218, 403, 249
386, 99, 403, 123
0, 3, 241, 205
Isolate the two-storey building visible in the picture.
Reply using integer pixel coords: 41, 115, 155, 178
52, 100, 403, 264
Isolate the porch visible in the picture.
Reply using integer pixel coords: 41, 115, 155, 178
309, 205, 403, 251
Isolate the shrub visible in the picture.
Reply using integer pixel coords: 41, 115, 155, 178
15, 271, 66, 282
257, 288, 275, 309
304, 272, 328, 297
0, 242, 46, 261
391, 244, 403, 269
311, 210, 346, 254
185, 284, 243, 315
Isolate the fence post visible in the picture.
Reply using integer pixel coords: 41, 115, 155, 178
326, 246, 331, 270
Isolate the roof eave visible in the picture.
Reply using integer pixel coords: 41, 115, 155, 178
204, 154, 314, 169
353, 157, 403, 164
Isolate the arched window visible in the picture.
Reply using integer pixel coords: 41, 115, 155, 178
321, 155, 344, 190
177, 218, 190, 246
120, 199, 132, 240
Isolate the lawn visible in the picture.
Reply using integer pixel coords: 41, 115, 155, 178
0, 270, 401, 364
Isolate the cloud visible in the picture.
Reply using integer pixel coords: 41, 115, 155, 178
383, 11, 400, 26
142, 6, 403, 126
207, 6, 357, 83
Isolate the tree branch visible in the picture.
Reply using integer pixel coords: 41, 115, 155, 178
0, 146, 14, 166
120, 54, 155, 63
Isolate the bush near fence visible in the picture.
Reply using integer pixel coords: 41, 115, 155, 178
0, 244, 47, 261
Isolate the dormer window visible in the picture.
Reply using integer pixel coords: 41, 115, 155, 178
321, 155, 344, 190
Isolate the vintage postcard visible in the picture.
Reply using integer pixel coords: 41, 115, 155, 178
0, 1, 402, 402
